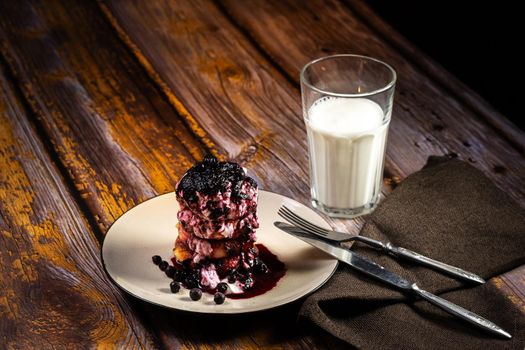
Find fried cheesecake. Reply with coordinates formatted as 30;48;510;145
173;155;261;290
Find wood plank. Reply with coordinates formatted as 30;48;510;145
218;0;525;207
0;0;207;232
0;0;339;348
0;65;155;348
99;0;312;202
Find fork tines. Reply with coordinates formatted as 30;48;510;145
278;205;329;236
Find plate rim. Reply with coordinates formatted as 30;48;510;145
100;190;339;314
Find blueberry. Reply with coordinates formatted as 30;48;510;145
152;255;162;265
228;270;241;283
255;261;269;274
182;260;192;270
170;281;180;293
217;282;228;294
243;277;254;291
238;193;251;200
159;261;169;271
203;154;217;164
214;292;225;305
173;270;186;282
190;288;202;301
165;266;175;278
185;275;199;289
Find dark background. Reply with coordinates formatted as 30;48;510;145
366;1;522;130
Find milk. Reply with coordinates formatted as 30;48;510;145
306;97;389;211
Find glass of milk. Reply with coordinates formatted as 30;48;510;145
300;54;396;218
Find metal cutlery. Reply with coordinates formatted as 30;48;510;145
274;221;511;339
278;206;485;284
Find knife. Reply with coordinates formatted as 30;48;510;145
274;221;511;339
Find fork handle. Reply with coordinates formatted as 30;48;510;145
386;244;485;284
352;235;389;249
353;236;484;284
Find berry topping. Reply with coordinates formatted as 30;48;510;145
258;263;269;274
165;266;175;278
227;270;242;284
173;270;186;282
176;155;257;204
159;261;169;271
170;281;180;293
243;277;254;291
254;258;269;274
185;275;199;289
217;282;228;294
190;288;202;301
214;292;226;305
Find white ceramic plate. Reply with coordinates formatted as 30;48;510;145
102;190;338;314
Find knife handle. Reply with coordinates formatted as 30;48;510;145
385;244;485;284
411;284;511;339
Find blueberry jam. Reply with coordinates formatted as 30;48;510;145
154;244;285;301
175;154;257;204
227;244;286;299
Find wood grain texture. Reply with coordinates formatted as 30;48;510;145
0;0;206;232
0;66;155;349
0;0;342;348
99;0;313;202
219;0;525;207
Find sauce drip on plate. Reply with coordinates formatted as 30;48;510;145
228;244;286;299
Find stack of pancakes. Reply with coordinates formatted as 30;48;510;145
173;155;259;287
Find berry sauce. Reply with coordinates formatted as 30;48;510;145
169;244;286;299
227;244;286;299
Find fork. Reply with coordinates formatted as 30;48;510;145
278;205;485;284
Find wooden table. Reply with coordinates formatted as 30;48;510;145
1;0;523;348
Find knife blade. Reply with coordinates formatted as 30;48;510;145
274;221;511;339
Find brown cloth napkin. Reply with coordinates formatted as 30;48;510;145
299;157;525;349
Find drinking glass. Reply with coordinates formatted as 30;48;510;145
300;54;396;218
